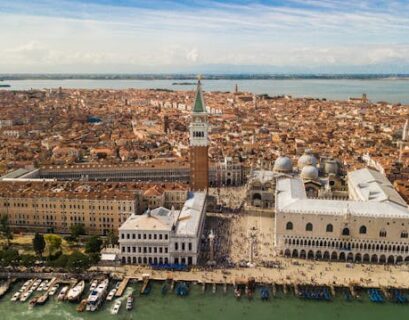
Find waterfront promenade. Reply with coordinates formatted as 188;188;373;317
93;256;409;290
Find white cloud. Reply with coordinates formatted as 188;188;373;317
1;0;409;72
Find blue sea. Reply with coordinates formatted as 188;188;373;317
2;79;409;104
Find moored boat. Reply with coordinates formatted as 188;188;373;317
89;280;98;292
106;288;116;301
111;299;122;315
67;281;85;302
49;284;59;296
86;279;109;312
57;286;69;301
126;294;134;311
36;293;49;305
11;292;21;302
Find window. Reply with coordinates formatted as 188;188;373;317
359;225;367;234
326;224;333;232
286;222;293;230
306;223;313;232
401;231;408;239
342;228;350;236
379;229;387;237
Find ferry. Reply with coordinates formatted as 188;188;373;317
106;288;117;301
86;279;109;312
67;280;85;302
111;299;122;315
126;294;134;311
57;286;69;301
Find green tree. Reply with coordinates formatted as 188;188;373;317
0;215;12;248
67;251;90;272
44;234;62;256
106;230;118;246
47;254;68;268
32;233;46;257
85;236;103;254
0;248;19;266
70;224;86;240
20;254;36;267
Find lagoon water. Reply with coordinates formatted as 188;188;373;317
0;281;408;320
2;79;409;104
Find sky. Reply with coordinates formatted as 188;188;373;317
1;0;409;73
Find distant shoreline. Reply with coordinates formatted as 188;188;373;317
1;74;409;81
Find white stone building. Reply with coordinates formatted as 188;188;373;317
119;192;207;265
275;167;409;264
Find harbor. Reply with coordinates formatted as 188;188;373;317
1;275;409;320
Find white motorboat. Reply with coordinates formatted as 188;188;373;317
111;300;122;315
11;292;21;302
57;286;69;301
37;280;48;291
89;280;98;292
20;289;33;302
126;294;134;311
31;279;41;291
49;284;59;296
106;288;116;301
86;279;109;312
67;281;85;302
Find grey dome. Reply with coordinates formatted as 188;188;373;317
298;149;318;170
301;165;319;180
273;156;293;173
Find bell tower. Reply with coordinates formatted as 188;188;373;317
190;78;209;191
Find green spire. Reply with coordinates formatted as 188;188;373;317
193;80;206;113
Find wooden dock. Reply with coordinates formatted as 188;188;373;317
115;277;129;297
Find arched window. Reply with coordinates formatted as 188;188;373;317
286;222;293;230
326;224;333;232
379;229;387;237
342;228;350;236
359;225;367;234
401;231;408;239
306;223;313;232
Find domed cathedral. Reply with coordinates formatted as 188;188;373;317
189;79;209;191
245;149;347;209
297;149;347;199
245;155;294;209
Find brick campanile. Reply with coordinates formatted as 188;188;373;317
189;79;209;191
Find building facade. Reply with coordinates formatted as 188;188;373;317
119;192;207;265
275;168;409;264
